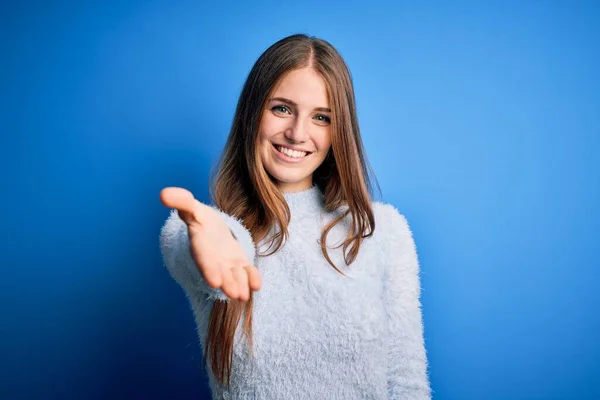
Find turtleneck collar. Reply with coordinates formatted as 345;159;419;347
282;185;324;216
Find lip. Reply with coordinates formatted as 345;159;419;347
273;143;312;153
272;143;312;164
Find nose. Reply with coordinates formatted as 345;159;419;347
284;116;309;144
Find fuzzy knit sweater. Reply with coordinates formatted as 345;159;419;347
159;186;431;399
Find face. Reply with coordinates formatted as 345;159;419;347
257;67;332;193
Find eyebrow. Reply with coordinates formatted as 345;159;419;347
269;97;331;113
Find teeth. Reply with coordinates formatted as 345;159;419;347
277;145;307;158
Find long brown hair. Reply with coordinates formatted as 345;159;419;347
205;33;378;386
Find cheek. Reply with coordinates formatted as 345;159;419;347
315;129;332;152
259;113;287;140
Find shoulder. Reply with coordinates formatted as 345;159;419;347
330;200;416;246
371;202;421;278
371;201;413;240
370;201;420;266
372;201;405;222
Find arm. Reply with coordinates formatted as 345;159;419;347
382;205;431;399
159;206;256;302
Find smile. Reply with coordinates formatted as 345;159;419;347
272;143;312;162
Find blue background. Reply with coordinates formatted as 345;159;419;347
1;1;598;399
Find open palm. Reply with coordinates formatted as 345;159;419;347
160;187;261;301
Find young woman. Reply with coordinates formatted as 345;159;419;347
159;34;431;399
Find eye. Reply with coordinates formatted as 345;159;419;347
272;105;291;115
314;114;331;124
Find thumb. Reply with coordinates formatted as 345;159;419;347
160;187;197;213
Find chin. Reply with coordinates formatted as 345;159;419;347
266;168;312;188
272;174;310;185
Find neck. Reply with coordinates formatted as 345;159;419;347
282;185;323;215
277;177;314;194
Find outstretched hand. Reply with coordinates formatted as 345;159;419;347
160;187;261;302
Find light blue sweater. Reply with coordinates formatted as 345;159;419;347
159;186;431;399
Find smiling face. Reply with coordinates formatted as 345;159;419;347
257;67;332;193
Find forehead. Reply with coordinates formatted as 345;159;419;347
270;67;329;107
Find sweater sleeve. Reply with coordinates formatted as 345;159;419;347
381;204;431;399
159;206;256;302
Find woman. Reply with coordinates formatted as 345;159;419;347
159;33;431;399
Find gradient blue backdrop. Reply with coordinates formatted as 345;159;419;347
1;1;598;399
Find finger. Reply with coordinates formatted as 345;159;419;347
245;265;262;291
220;266;239;300
160;187;197;213
232;265;250;301
198;262;223;289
